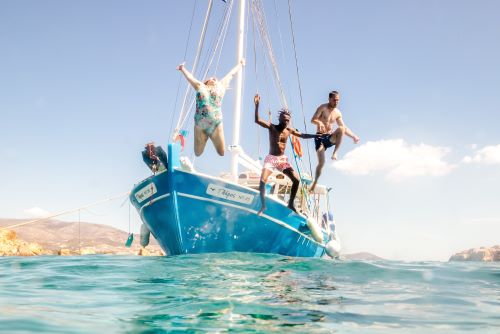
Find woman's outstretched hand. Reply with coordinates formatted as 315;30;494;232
176;62;186;71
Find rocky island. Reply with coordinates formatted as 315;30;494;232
449;245;500;262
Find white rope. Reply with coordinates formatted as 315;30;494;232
251;0;287;108
169;0;199;139
1;192;130;230
174;0;214;136
273;0;287;63
250;0;313;212
287;0;313;175
175;0;234;134
201;0;234;77
251;5;276;106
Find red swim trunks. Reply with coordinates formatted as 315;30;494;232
263;154;292;172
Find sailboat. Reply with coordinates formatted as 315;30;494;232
129;0;341;258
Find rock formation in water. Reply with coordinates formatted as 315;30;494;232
449;245;500;262
0;229;51;256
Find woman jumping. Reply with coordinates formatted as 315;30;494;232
177;59;245;156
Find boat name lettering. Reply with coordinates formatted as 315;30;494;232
206;184;254;204
135;183;157;203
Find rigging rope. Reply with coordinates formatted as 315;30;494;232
287;0;313;175
250;0;314;211
251;0;287;108
201;0;234;76
175;0;234;134
251;3;278;107
174;0;214;137
169;0;199;140
0;192;130;230
273;0;287;65
289;136;312;213
250;6;262;159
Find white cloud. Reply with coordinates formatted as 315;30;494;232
462;156;472;163
24;207;51;218
333;139;455;181
462;144;500;165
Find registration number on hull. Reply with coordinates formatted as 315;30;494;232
135;183;157;203
206;183;254;204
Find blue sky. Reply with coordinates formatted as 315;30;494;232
1;0;499;261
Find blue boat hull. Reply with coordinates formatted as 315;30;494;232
130;144;326;258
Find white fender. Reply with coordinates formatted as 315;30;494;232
325;239;341;258
306;218;323;243
325;231;342;258
140;223;151;248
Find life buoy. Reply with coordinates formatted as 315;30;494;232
291;135;303;157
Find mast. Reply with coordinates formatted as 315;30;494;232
230;0;246;182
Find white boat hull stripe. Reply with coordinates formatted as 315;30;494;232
139;193;171;215
177;192;323;247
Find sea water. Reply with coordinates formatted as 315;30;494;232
0;254;498;333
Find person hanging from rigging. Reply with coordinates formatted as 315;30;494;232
254;94;319;215
309;90;360;192
177;58;245;156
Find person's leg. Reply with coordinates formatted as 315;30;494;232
156;146;168;169
209;123;225;156
194;125;209;156
330;126;345;160
310;146;325;192
283;168;300;212
258;168;273;215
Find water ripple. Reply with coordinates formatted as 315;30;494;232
0;254;499;333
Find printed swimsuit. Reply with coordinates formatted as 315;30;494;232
263;154;293;172
314;133;335;151
195;83;225;135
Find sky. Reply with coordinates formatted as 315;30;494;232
1;0;499;261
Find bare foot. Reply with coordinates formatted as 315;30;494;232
309;183;317;192
257;206;266;216
331;153;338;160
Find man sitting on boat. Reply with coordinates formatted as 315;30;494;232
309;90;360;192
254;94;318;215
142;142;168;173
177;59;245;157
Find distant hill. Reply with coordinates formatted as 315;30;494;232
0;218;163;255
343;252;385;261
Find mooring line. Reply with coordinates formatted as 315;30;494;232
1;192;130;230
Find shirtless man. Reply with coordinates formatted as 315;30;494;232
254;94;318;215
310;91;360;192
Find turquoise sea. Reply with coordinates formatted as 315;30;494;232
0;254;499;333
